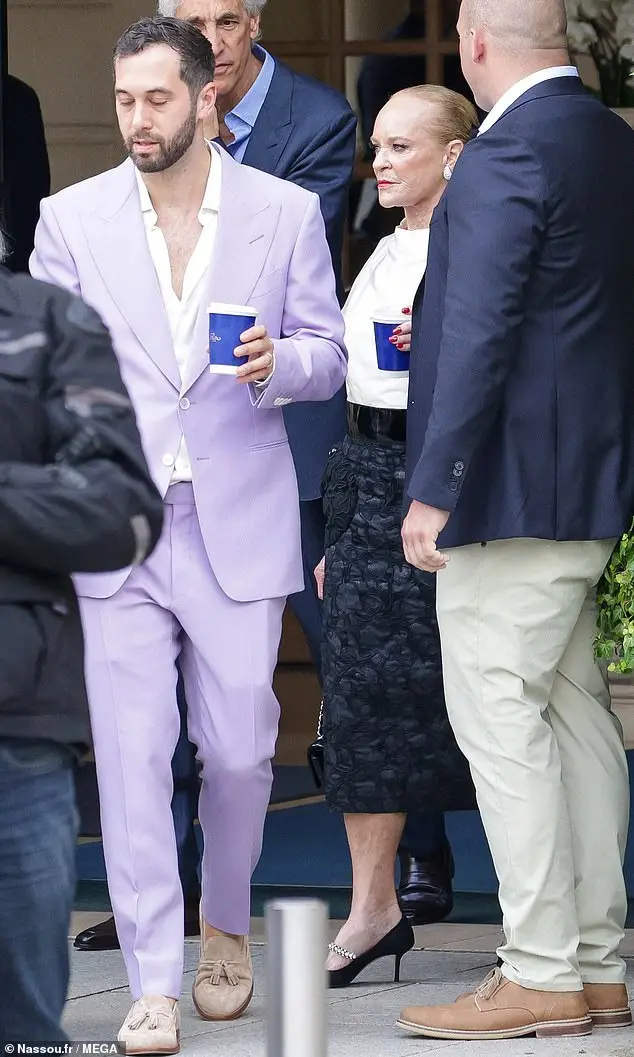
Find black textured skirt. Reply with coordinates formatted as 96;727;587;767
321;433;475;814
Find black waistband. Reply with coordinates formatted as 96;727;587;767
347;402;407;443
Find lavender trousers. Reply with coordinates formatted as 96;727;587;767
79;484;285;999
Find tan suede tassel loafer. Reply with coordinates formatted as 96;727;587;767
193;931;253;1021
397;968;593;1041
116;996;180;1055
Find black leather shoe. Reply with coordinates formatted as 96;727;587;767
74;895;201;950
74;914;119;951
397;841;454;926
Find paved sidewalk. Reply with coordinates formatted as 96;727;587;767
62;925;634;1057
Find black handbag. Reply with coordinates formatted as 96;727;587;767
306;699;324;789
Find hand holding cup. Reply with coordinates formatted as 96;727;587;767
208;302;274;383
235;324;275;385
373;306;411;372
389;306;412;353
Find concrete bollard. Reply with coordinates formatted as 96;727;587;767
266;898;328;1057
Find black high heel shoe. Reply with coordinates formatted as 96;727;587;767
327;916;415;988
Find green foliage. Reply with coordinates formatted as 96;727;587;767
595;520;634;672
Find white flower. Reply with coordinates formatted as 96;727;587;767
566;0;634;96
577;0;611;16
566;0;603;54
616;2;634;47
568;18;599;50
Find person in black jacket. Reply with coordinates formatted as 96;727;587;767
0;258;163;1044
3;76;51;273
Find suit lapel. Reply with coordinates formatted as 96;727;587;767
183;148;280;393
80;161;180;390
242;63;294;176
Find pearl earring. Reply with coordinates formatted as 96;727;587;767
443;164;453;181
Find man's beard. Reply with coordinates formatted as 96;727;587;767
126;104;197;173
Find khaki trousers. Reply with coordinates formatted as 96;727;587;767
436;538;629;991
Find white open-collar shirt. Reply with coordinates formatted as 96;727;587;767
136;146;221;483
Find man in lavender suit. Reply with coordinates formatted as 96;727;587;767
30;16;346;1054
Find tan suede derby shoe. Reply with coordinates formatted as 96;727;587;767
583;983;632;1027
397;968;592;1041
116;996;180;1055
193;932;253;1021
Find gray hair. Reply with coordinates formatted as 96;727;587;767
157;0;267;15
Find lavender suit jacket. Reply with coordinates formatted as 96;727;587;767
30;146;347;603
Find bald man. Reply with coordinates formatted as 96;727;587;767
399;0;634;1042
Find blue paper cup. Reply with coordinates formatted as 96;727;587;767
373;316;409;372
208;302;257;375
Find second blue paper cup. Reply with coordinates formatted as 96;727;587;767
208;302;257;375
373;316;409;372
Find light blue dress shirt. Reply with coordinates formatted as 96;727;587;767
223;45;276;161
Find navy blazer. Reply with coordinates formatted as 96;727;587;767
406;77;634;546
243;61;357;500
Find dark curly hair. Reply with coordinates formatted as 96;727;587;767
113;16;215;98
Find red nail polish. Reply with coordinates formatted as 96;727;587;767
402;307;411;315
394;327;402;335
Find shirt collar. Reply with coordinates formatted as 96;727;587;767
135;143;221;227
225;44;275;133
478;66;579;135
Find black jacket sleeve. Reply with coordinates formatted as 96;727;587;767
0;284;164;575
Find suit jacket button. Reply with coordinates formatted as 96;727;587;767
449;480;459;492
454;460;464;472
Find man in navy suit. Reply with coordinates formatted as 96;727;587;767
165;0;355;665
398;0;634;1042
75;0;355;952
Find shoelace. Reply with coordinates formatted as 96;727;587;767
474;968;504;1009
202;959;241;987
127;1005;173;1032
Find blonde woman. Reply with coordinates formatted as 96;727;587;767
316;86;478;986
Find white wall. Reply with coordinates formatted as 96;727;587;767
8;0;140;189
